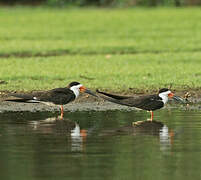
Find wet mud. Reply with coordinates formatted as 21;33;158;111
0;92;200;112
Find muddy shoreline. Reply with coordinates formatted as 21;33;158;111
0;93;200;112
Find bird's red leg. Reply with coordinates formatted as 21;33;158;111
60;105;64;120
150;111;153;121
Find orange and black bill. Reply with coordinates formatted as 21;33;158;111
85;89;99;97
172;95;186;103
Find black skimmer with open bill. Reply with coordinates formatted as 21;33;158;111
5;81;97;119
96;88;185;121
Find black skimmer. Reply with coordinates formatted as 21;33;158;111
96;88;185;121
5;81;97;119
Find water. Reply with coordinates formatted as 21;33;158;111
0;109;200;180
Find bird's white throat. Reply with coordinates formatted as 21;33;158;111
70;84;83;98
159;90;171;104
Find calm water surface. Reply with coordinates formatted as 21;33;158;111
0;109;200;180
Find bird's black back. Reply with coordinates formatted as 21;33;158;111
123;94;164;111
37;88;76;105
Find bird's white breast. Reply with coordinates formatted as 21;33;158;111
70;84;82;98
159;90;171;104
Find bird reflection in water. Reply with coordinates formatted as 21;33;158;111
99;120;175;154
29;116;88;152
133;120;175;153
70;123;87;152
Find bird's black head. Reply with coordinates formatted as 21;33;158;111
67;81;98;98
159;88;169;94
68;81;81;88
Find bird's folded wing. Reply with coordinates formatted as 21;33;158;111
96;90;161;109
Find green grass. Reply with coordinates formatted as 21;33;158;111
0;7;201;92
0;53;201;92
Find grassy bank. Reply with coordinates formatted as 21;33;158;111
1;53;201;92
0;7;201;93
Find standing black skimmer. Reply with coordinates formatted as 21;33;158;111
5;82;97;119
96;88;184;121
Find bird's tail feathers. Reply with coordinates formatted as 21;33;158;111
96;89;129;100
96;92;133;107
4;93;39;103
9;93;34;99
